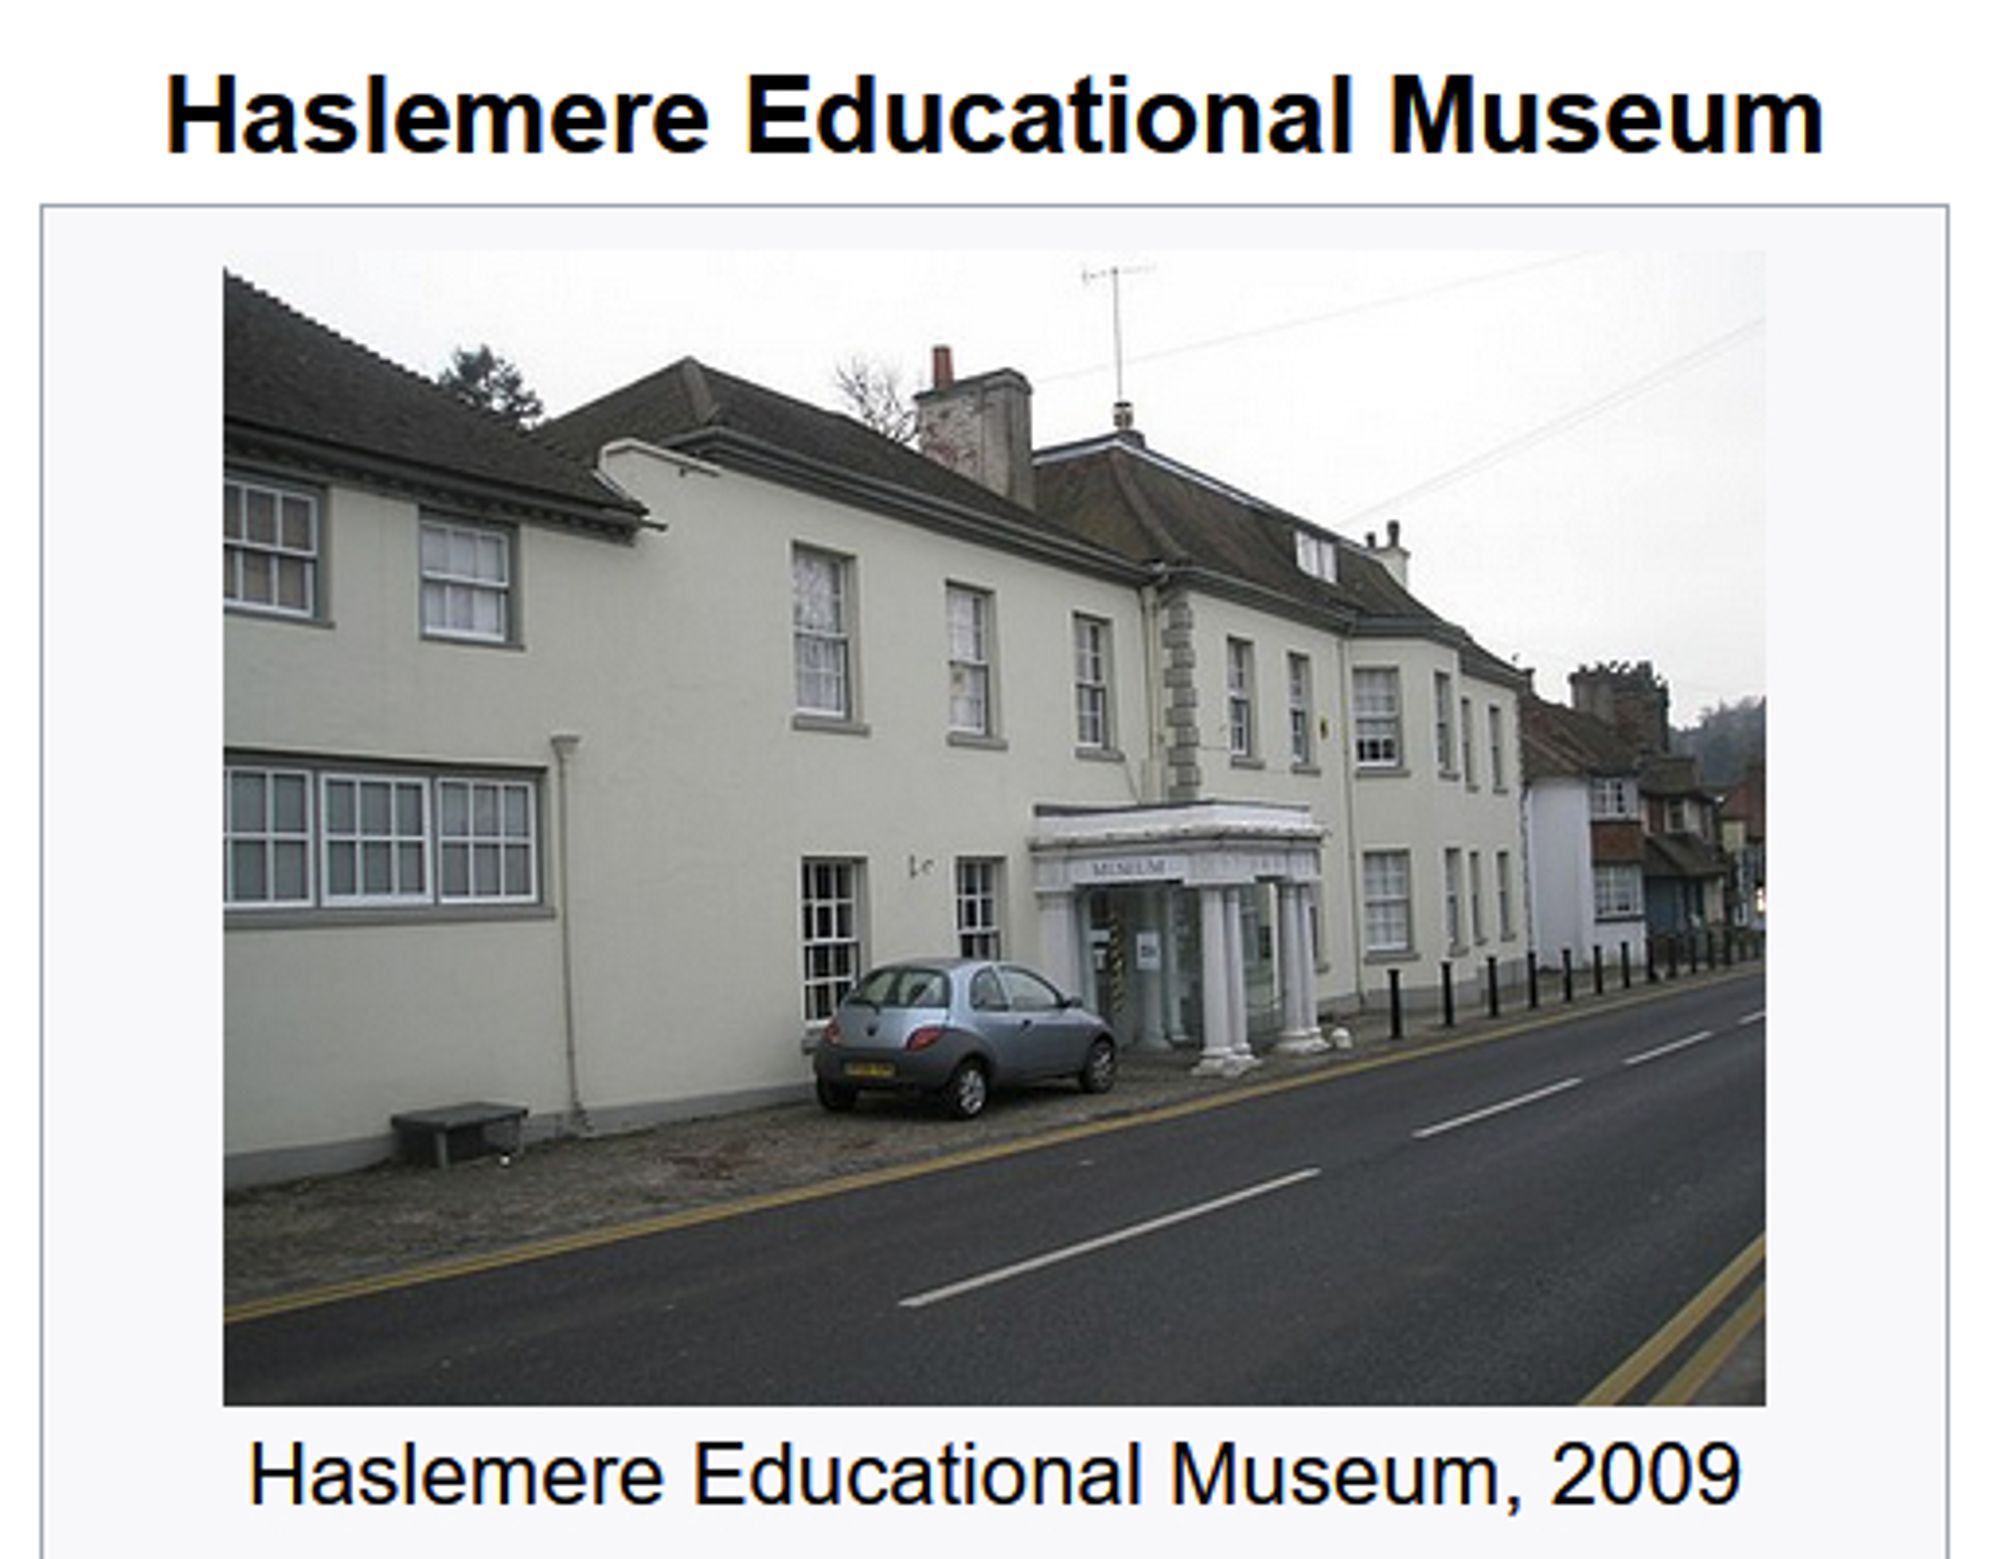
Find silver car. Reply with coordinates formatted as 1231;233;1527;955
812;958;1117;1119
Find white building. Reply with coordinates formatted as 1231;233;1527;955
224;279;1532;1185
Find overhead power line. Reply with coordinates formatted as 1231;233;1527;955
1336;315;1766;530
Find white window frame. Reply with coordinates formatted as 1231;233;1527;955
1497;850;1515;938
224;475;320;619
1460;695;1475;786
1362;850;1412;954
224;765;315;907
223;758;541;913
420;517;513;644
1354;667;1402;768
1488;703;1506;790
320;772;432;906
1073;614;1113;751
801;858;865;1023
955;857;1003;959
1590;777;1637;819
1226;637;1256;759
947;584;995;736
1294;529;1338;583
793;545;853;719
1444;847;1464;949
1434;671;1456;774
436;777;539;903
1469;849;1485;942
1595;862;1645;920
1287;652;1314;767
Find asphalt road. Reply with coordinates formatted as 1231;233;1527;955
226;973;1764;1405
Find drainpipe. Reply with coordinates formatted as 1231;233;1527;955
1139;564;1168;803
550;732;588;1134
1333;633;1367;1005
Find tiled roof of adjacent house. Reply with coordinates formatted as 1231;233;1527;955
1644;833;1731;880
544;357;1134;572
1639;753;1712;798
224;275;647;533
1519;693;1643;782
1033;432;1526;684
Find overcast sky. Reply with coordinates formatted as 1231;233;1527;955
232;241;1763;719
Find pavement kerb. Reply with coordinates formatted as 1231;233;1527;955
227;962;1764;1327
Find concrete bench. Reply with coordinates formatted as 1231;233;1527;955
389;1102;528;1169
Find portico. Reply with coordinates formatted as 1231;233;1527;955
1029;801;1331;1077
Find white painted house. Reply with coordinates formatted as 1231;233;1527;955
224;279;1532;1185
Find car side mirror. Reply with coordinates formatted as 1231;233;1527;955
1061;994;1082;1008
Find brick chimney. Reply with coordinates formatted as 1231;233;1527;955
914;346;1035;510
1569;659;1672;755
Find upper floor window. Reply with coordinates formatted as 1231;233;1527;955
224;476;319;619
1434;672;1456;773
1460;695;1475;785
1226;638;1256;759
1488;703;1507;790
793;545;853;719
1590;777;1637;819
1294;528;1338;583
1287;652;1314;767
1354;668;1401;768
1073;614;1113;751
947;584;995;736
421;519;512;643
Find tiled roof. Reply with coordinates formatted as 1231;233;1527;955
1645;834;1731;880
1519;694;1642;781
224;275;646;532
544;357;1126;566
1033;433;1525;683
1639;753;1712;798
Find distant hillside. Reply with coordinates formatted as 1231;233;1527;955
1675;697;1766;789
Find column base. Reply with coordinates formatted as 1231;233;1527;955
1274;1029;1331;1055
1191;1051;1261;1078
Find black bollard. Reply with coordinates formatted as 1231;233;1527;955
1562;947;1574;1003
1441;963;1455;1028
1389;966;1403;1040
1486;955;1501;1018
1527;952;1540;1009
1592;944;1604;996
1620;941;1632;990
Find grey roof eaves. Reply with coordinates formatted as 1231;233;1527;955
225;417;655;539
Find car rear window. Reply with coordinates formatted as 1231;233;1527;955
852;966;950;1009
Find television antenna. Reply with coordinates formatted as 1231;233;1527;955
1082;262;1155;418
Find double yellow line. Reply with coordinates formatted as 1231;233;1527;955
1580;1232;1766;1405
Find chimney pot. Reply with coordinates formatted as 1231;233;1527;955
931;345;954;390
1387;518;1401;546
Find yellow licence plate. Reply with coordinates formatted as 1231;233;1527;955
844;1061;896;1079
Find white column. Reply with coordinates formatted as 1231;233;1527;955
1132;889;1169;1051
1224;885;1257;1065
1162;887;1190;1046
1193;885;1250;1077
1276;881;1330;1054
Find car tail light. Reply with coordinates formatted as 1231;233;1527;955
905;1026;945;1052
822;1018;842;1047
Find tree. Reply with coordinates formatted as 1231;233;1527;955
1674;696;1766;789
831;355;917;444
436;343;545;427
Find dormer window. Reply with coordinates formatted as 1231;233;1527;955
1294;529;1338;584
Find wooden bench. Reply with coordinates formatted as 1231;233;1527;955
389;1102;529;1169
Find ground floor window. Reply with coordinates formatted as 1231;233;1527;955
802;858;864;1022
1497;850;1515;937
1595;862;1645;920
225;758;538;911
1363;850;1412;954
955;857;1002;959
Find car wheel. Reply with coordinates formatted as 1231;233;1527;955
943;1060;989;1120
1078;1035;1117;1094
816;1077;858;1112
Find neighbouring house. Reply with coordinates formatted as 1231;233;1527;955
1518;692;1649;970
224;279;1534;1185
1566;661;1730;935
1721;759;1767;930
